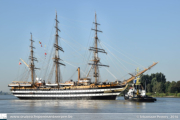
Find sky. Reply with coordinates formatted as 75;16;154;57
0;0;180;92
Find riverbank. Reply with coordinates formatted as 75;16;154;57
146;93;180;98
119;92;180;98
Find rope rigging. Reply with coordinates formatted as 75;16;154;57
102;38;145;68
63;61;87;76
16;13;155;84
100;41;131;73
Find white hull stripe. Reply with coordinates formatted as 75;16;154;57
14;93;120;97
12;88;123;93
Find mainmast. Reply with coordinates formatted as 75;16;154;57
54;12;65;86
29;33;38;85
89;12;109;84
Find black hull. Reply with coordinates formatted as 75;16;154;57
17;95;117;100
125;97;156;102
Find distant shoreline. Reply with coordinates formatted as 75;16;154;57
0;93;11;95
119;92;180;98
152;96;180;98
146;93;180;98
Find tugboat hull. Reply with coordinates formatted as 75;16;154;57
130;97;156;102
124;96;156;102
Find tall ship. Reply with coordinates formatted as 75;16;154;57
8;13;158;100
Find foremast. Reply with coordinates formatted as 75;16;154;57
54;12;65;87
89;13;109;84
29;33;38;85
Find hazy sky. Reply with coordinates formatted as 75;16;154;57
0;0;180;92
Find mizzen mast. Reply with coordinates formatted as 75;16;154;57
29;33;38;85
89;12;109;84
53;12;65;86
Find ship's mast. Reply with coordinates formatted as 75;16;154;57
89;12;109;84
29;33;38;85
54;12;65;87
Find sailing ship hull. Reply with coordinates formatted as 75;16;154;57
11;86;127;100
16;96;117;100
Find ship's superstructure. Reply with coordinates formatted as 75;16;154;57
8;12;158;100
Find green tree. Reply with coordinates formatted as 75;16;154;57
156;82;164;93
168;81;177;93
175;81;180;92
165;81;171;93
140;73;166;93
146;84;152;92
151;78;157;93
140;74;150;88
155;72;166;83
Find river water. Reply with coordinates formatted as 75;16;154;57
0;95;180;113
0;95;180;120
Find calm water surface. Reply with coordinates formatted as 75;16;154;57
0;95;180;113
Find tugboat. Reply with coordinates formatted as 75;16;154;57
124;70;156;102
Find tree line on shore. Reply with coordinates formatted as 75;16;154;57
140;73;180;93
